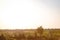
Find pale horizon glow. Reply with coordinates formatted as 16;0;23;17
0;0;60;29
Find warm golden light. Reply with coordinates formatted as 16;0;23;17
0;0;60;29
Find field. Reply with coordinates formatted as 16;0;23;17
0;27;60;40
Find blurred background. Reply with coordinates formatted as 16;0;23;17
0;0;60;29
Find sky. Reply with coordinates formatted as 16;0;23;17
0;0;60;29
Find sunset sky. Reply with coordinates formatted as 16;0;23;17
0;0;60;29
